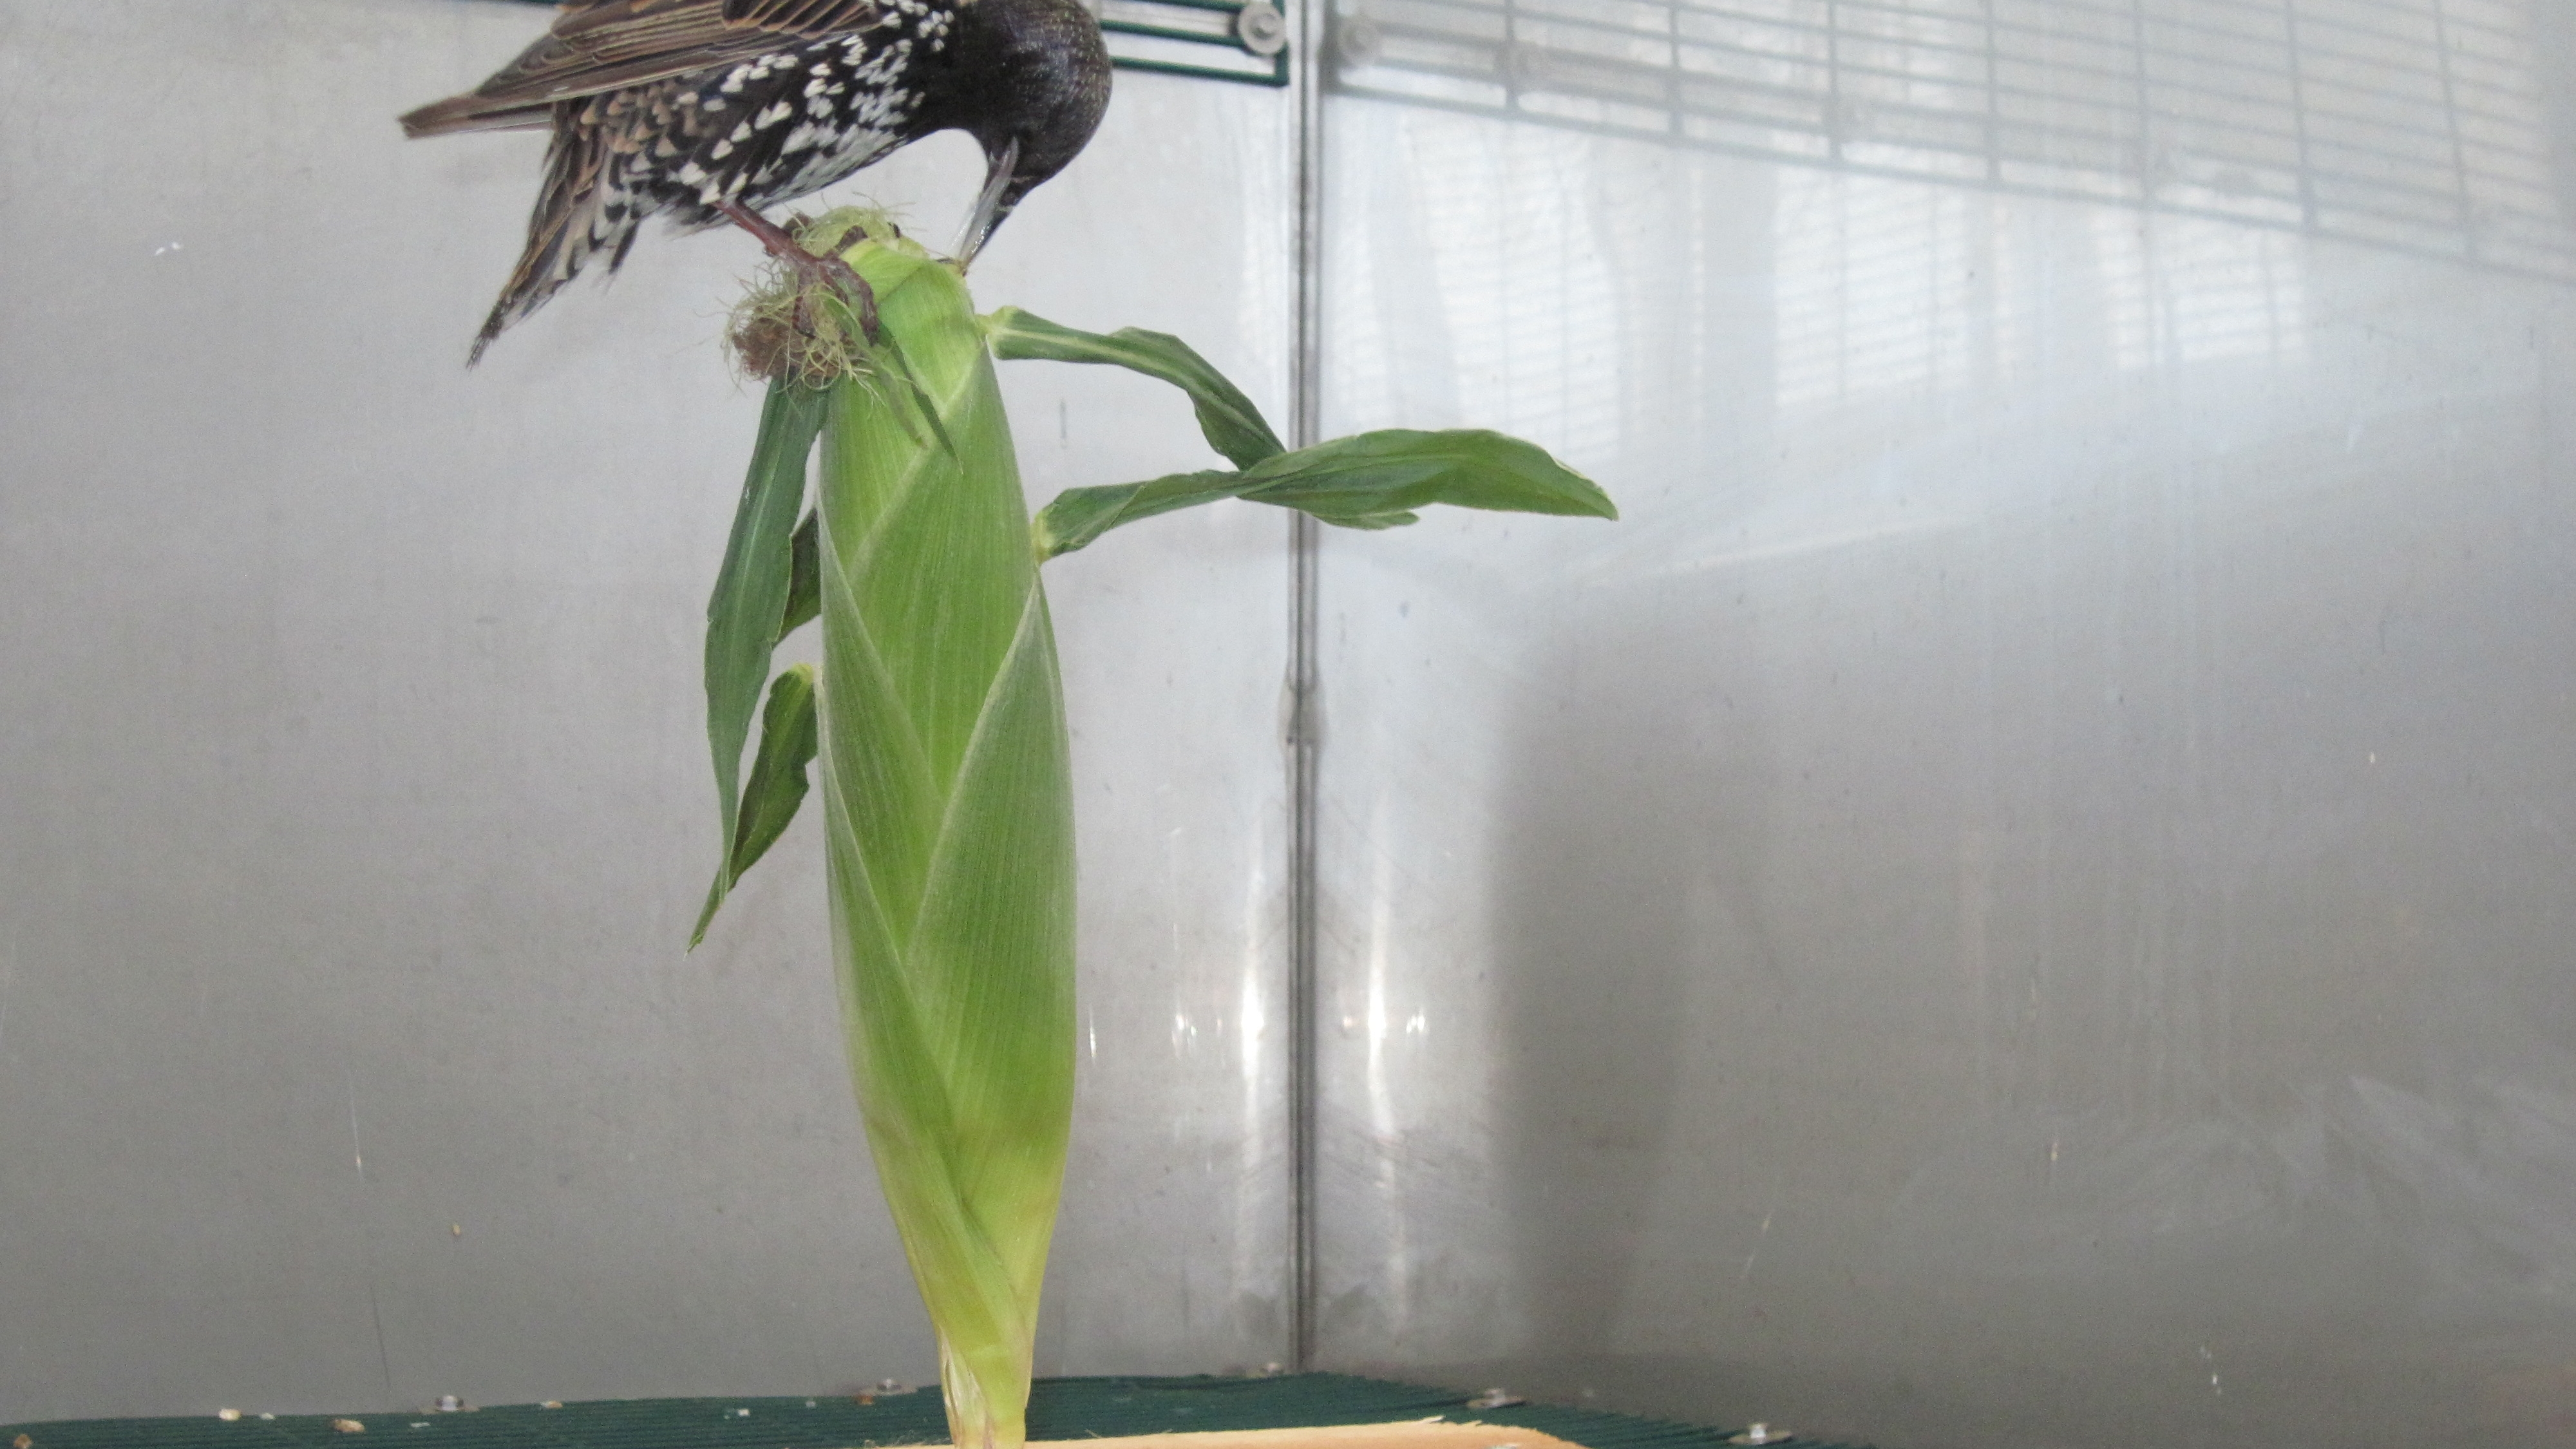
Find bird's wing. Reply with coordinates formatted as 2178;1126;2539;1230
401;0;884;137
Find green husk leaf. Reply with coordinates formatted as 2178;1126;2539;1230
782;509;821;639
699;379;828;940
817;238;1073;1449
1032;427;1615;558
689;664;820;947
982;307;1285;468
875;323;961;460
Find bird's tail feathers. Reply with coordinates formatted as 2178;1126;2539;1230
470;117;650;364
401;93;553;138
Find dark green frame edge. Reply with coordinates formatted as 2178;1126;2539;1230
2;1372;1869;1448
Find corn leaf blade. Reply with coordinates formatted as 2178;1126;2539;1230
1031;428;1614;557
699;380;827;939
782;509;822;638
689;665;820;947
1240;428;1615;522
982;307;1285;468
1032;470;1245;559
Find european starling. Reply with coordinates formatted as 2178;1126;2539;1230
401;0;1112;359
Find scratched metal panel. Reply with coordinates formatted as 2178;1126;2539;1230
1309;1;2576;1443
0;0;1294;1420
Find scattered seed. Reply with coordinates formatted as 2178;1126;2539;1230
540;1402;564;1410
332;1419;366;1434
217;1409;242;1421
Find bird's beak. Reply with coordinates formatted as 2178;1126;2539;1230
955;135;1023;269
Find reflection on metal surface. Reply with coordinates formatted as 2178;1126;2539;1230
0;2;1300;1414
1334;0;2576;279
1314;3;2576;1438
1771;176;2307;410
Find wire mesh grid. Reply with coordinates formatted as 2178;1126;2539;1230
1331;0;2576;281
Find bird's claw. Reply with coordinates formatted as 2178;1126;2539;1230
784;251;880;342
717;198;881;343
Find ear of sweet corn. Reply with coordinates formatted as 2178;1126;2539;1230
692;229;1613;1449
815;237;1074;1449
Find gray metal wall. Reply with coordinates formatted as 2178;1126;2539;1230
12;0;2576;1444
0;0;1294;1420
1309;1;2576;1446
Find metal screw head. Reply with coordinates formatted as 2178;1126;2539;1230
1235;1;1289;57
1335;14;1382;67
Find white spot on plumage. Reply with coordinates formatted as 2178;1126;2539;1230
755;100;794;128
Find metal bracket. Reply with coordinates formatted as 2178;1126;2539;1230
1094;0;1290;87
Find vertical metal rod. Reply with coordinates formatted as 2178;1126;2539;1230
1285;0;1329;1378
2282;0;2318;234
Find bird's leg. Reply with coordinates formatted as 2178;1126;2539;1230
715;198;880;341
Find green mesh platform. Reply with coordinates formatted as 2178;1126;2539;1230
3;1373;1858;1449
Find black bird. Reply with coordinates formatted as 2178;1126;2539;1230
402;0;1112;359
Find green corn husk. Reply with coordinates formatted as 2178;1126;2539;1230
812;236;1073;1449
692;215;1611;1449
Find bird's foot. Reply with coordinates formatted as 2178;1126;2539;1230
717;200;880;341
790;250;878;341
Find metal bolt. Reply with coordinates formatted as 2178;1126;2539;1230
1235;2;1289;57
1335;14;1382;67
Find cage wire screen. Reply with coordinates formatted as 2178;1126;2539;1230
1330;0;2576;282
